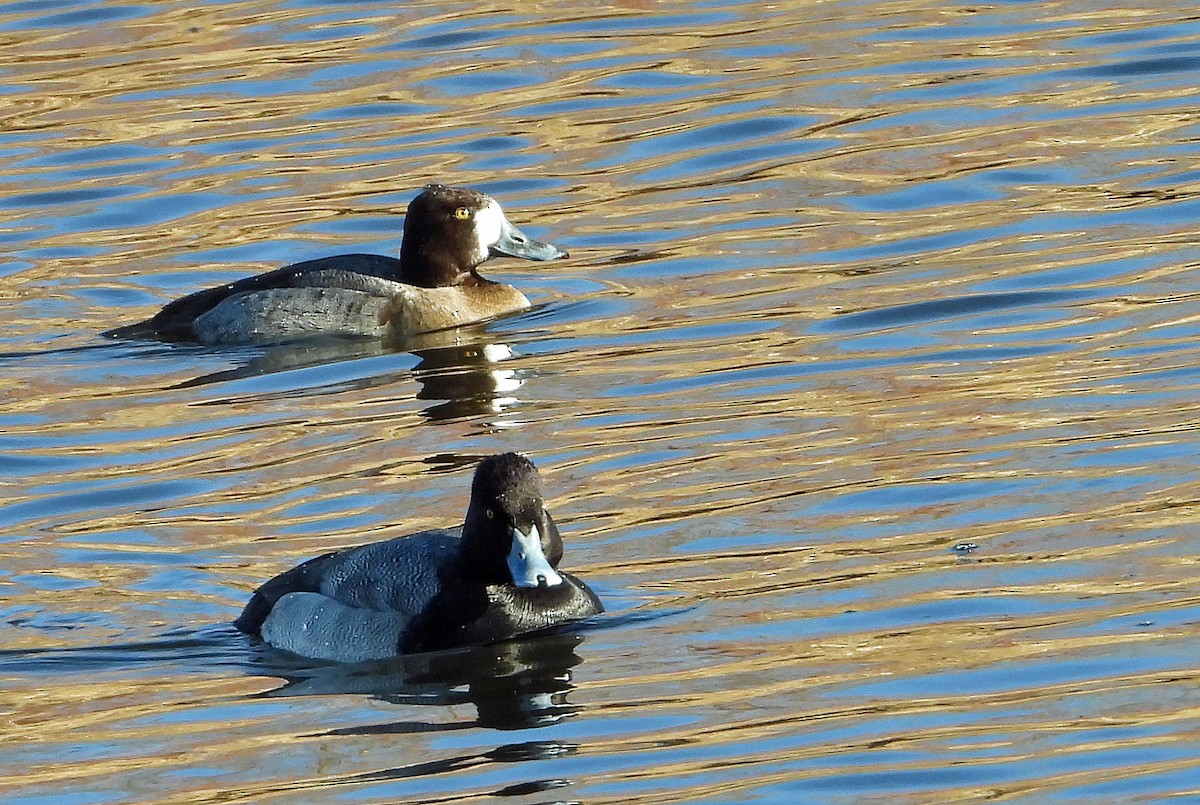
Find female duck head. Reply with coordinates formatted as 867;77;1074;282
399;185;568;289
463;452;564;588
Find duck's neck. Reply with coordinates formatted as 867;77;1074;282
457;508;512;585
399;242;473;288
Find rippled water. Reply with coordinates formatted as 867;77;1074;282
3;1;1200;802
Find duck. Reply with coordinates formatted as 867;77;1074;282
233;453;603;661
105;185;568;344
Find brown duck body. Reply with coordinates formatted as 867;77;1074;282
380;277;530;336
180;270;531;344
105;185;565;345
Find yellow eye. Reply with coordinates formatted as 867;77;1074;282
454;207;471;220
484;508;495;520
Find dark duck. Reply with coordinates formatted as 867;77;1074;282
234;453;603;661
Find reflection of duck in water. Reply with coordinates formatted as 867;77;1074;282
265;632;590;731
168;333;527;422
413;341;524;422
235;453;603;661
106;184;567;344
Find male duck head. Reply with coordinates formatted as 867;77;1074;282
461;452;564;589
399;185;568;289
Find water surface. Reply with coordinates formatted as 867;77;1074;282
2;1;1200;802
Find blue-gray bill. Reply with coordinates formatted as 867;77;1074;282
491;218;568;261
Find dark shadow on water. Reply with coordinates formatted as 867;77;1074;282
0;341;118;361
98;320;531;423
179;337;528;424
0;623;601;731
0;604;689;796
271;738;579;798
0;602;686;726
263;631;590;732
167;336;396;389
0;624;245;675
1;306;568;424
0;625;593;795
1068;56;1200;78
814;289;1093;333
246;628;616;796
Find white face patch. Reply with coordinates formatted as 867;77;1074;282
473;199;506;263
507;524;564;588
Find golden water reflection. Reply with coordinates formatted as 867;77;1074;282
2;0;1200;802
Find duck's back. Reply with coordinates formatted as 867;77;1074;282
109;254;407;342
192;279;396;343
234;528;462;662
308;528;460;611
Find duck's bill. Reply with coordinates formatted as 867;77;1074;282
508;524;564;588
491;219;568;261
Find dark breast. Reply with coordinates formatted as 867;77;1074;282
402;571;603;653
